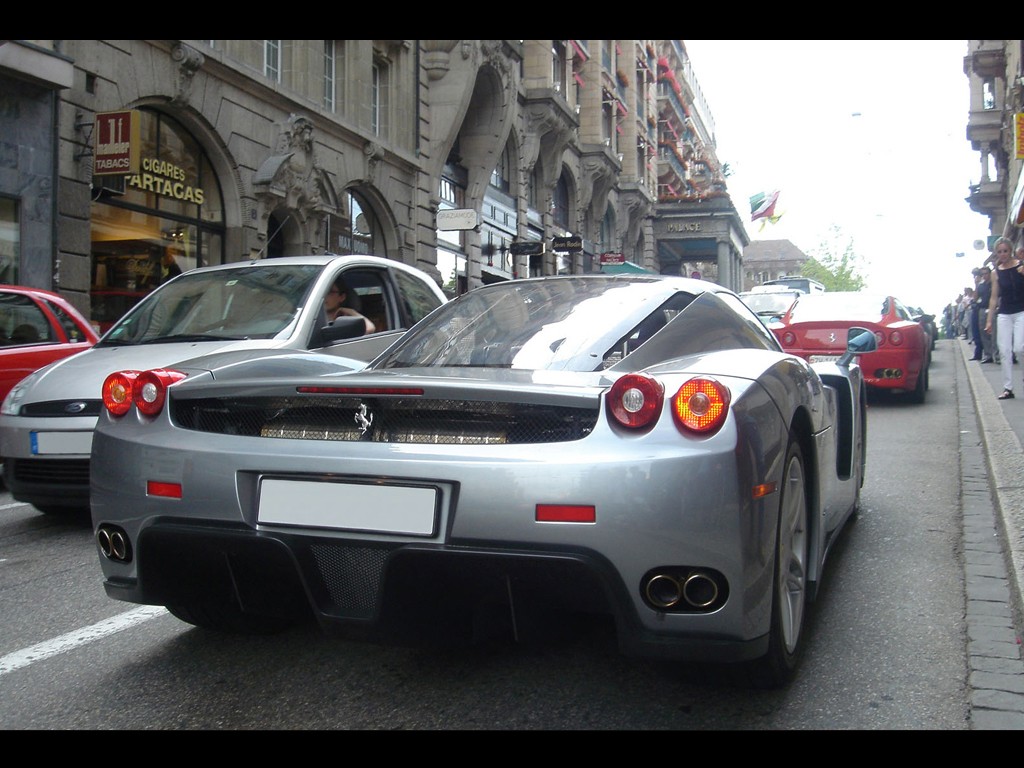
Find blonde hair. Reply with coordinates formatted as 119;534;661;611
994;236;1015;251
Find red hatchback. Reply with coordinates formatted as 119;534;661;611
0;285;99;402
774;291;930;403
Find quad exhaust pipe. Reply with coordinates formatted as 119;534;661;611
643;569;724;611
96;524;132;562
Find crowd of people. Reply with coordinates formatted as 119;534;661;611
944;237;1024;399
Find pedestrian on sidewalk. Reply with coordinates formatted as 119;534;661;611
985;236;1024;399
975;265;995;363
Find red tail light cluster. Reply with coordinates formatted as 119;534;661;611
102;369;188;417
607;374;729;435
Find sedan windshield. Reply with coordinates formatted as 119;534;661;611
100;264;321;345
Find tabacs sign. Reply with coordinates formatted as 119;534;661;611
93;110;141;176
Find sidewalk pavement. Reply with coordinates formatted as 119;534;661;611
955;336;1024;728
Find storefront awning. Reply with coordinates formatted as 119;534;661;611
602;261;656;275
1011;170;1024;227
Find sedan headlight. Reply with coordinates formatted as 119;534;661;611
1;371;40;415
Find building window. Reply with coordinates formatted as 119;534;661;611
0;196;19;285
552;172;570;231
983;77;996;110
264;40;281;82
602;100;615;149
552;41;566;94
323;40;336;112
490;142;512;193
372;57;389;137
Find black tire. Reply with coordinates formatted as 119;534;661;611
166;602;295;635
908;363;928;404
744;436;809;689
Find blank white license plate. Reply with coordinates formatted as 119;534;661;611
31;431;94;455
257;478;439;536
810;355;841;363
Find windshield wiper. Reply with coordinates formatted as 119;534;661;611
139;334;247;344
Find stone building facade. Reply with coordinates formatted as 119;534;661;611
0;40;749;328
964;40;1024;241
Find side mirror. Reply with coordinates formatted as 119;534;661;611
837;327;877;367
313;315;366;347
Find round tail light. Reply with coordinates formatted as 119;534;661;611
133;369;188;416
607;373;664;429
102;371;140;416
672;377;730;434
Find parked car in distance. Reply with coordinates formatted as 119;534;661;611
0;284;99;403
738;287;803;326
0;255;447;515
773;291;930;403
90;274;876;688
907;306;938;352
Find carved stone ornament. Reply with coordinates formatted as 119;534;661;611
170;42;204;106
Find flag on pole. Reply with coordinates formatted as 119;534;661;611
750;190;780;222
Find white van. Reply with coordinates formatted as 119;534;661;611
762;276;825;294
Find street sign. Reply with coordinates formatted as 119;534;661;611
551;236;583;252
509;241;544;256
436;208;478;231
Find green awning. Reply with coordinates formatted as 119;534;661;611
601;261;656;274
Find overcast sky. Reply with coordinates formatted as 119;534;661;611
683;39;992;314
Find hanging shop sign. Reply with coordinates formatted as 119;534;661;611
509;241;544;256
93;110;141;176
599;252;625;265
436;208;478;231
551;236;583;252
1016;113;1024;160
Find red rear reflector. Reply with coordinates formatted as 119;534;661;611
147;481;182;499
536;504;596;523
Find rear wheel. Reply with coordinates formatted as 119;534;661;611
744;436;809;688
909;363;928;404
166;602;295;635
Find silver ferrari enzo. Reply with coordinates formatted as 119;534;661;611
90;275;875;688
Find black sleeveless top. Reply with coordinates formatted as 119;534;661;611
996;263;1024;315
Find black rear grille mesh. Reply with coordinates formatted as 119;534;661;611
310;543;392;617
171;396;598;445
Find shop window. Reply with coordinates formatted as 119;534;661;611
90;109;224;332
0;196;18;285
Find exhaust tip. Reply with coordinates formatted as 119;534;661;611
96;525;132;562
682;572;719;608
642;567;727;612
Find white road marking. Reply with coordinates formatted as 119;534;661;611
0;605;167;676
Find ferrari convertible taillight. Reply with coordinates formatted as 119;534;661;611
102;370;140;416
607;373;664;429
671;377;730;434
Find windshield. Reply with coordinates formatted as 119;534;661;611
100;263;321;345
740;292;799;316
788;293;888;323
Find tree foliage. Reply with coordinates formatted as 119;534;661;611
802;225;867;292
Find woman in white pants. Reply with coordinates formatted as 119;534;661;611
985;237;1024;399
